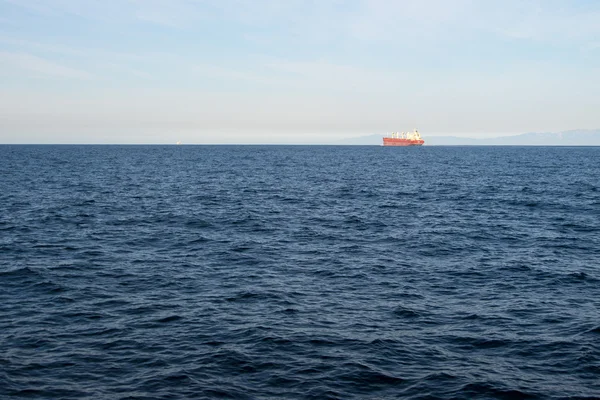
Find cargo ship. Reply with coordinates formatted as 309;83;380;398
383;129;424;146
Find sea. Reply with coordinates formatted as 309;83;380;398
1;145;599;399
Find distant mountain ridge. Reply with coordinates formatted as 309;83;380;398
335;129;600;146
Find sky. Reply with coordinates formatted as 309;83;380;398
1;0;599;144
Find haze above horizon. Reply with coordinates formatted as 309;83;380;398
1;0;599;144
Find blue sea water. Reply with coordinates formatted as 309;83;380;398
1;145;599;399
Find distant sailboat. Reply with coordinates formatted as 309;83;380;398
176;141;182;145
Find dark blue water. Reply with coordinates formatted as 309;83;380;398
1;145;599;399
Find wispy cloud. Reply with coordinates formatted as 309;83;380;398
190;62;287;86
5;0;599;47
0;15;15;25
479;2;600;43
262;58;397;92
1;0;59;16
0;37;159;81
0;51;94;79
0;36;150;62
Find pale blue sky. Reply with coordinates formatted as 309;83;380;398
1;0;599;143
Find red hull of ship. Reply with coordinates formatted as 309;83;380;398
382;138;424;146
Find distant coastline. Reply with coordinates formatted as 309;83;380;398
2;129;600;145
336;129;600;146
